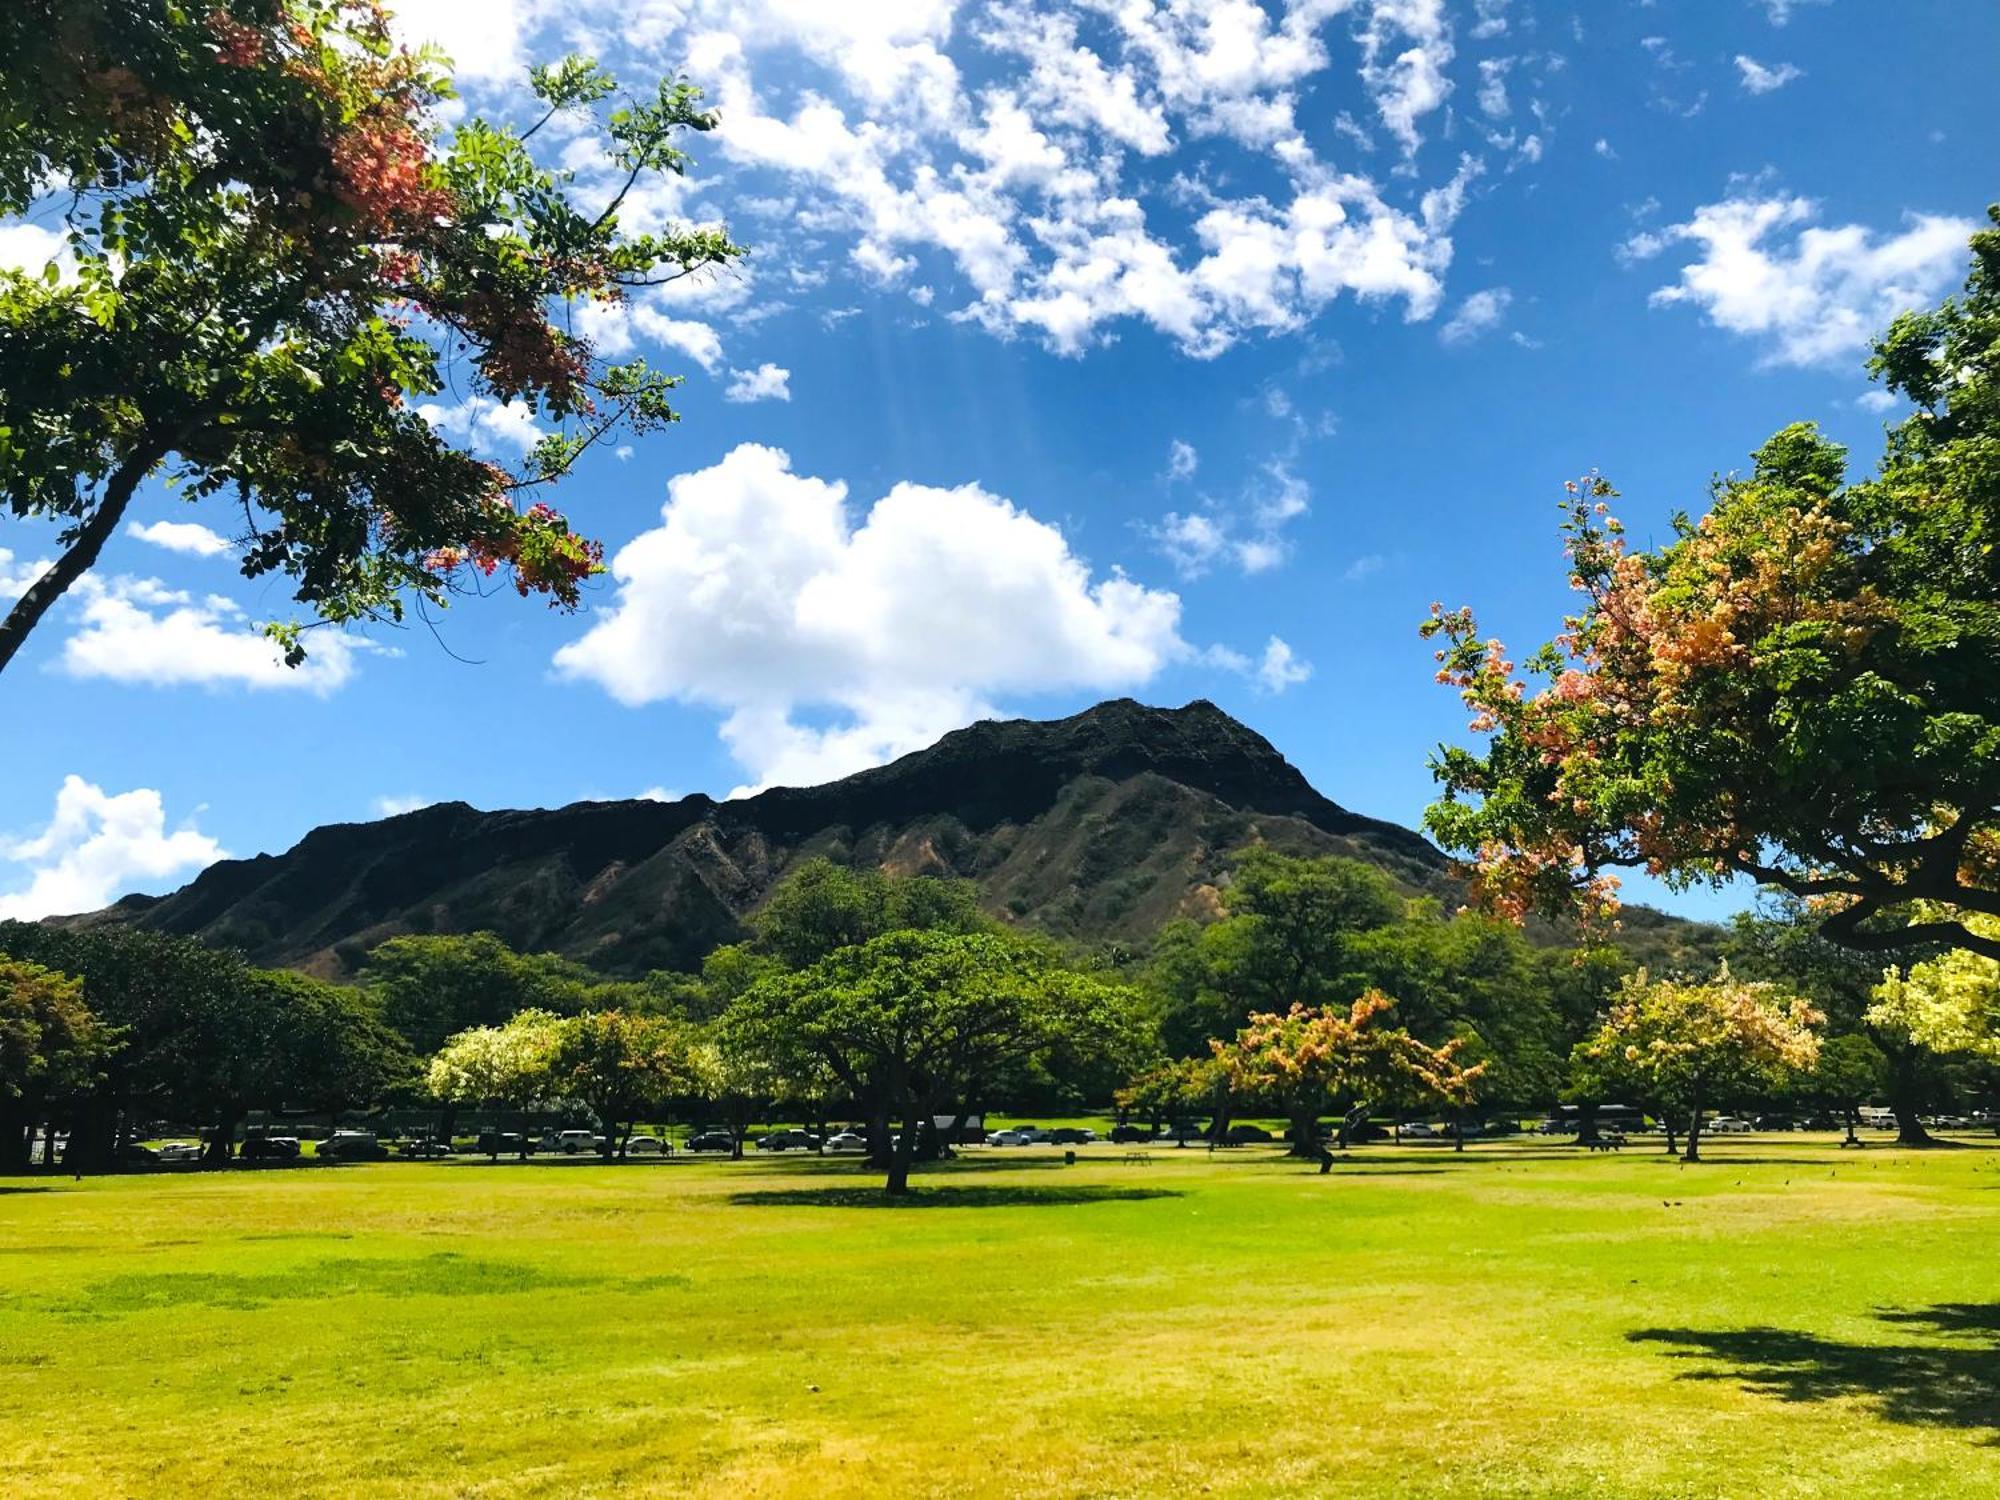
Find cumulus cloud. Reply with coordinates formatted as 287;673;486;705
416;395;546;455
1256;636;1312;693
1;547;49;605
1855;388;1899;413
61;575;373;694
554;443;1194;790
724;362;793;402
1735;55;1803;94
1167;438;1198;480
0;220;69;274
1439;286;1512;344
0;776;223;920
1633;195;1974;367
128;520;233;558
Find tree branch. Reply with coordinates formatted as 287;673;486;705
0;440;169;679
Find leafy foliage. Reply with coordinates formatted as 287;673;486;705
1423;211;2000;959
0;0;740;674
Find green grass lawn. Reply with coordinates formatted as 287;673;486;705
3;1137;1997;1498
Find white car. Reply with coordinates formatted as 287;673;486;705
823;1131;869;1154
987;1128;1036;1147
1400;1122;1436;1140
624;1134;666;1157
554;1129;602;1154
1706;1117;1753;1134
155;1141;202;1163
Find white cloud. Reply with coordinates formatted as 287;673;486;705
636;786;680;803
576;297;727;372
1256;636;1312;693
60;575;372;694
1855;389;1899;413
724;362;793;402
1151;459;1310;578
386;0;537;85
416;395;546;455
0;220;69;274
1639;195;1974;367
1167;438;1198;480
0;776;223;920
372;795;434;818
1757;0;1830;24
1735;55;1803;94
127;520;233;558
1594;137;1617;159
1;547;49;606
1439;286;1512;344
1343;553;1385;581
554;442;1192;790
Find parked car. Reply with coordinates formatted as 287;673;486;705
401;1139;456;1158
1159;1123;1207;1143
1048;1127;1096;1145
624;1134;667;1157
685;1130;736;1153
120;1141;161;1165
551;1129;602;1154
756;1129;818;1152
1108;1124;1156;1143
475;1131;535;1156
155;1140;202;1163
318;1131;389;1162
986;1128;1036;1147
1401;1121;1436;1140
1706;1117;1753;1134
823;1131;869;1154
1224;1123;1272;1143
240;1135;301;1161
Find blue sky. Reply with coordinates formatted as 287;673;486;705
1;0;1994;926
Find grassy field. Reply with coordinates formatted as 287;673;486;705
2;1137;1997;1499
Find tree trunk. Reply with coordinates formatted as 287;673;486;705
0;443;167;677
1843;1104;1861;1147
1453;1108;1466;1152
1661;1111;1677;1156
1889;1097;1933;1147
885;1105;921;1196
867;1099;894;1169
204;1107;241;1167
1575;1101;1600;1146
1287;1105;1321;1157
1683;1085;1704;1163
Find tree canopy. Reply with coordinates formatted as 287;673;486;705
1422;210;2000;961
0;0;739;675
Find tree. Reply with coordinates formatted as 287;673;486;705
360;932;634;1053
1728;896;1950;1145
426;1010;563;1160
1421;211;2000;960
749;859;988;971
1216;993;1465;1157
0;956;115;1170
1148;852;1402;1054
727;930;1134;1194
1810;1033;1889;1147
548;1011;697;1160
0;1;739;677
1116;1055;1220;1142
1578;968;1821;1161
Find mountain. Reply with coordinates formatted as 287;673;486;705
73;699;1471;977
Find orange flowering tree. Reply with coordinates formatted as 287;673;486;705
0;0;740;675
1217;992;1483;1156
1422;210;2000;961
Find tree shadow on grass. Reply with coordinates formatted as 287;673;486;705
1629;1305;2000;1437
727;1185;1184;1209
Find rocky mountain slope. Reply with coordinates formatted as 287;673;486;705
71;698;1584;977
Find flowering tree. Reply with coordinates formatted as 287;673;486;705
1217;992;1478;1156
1421;211;2000;960
426;1008;563;1159
1578;968;1821;1161
0;0;739;676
